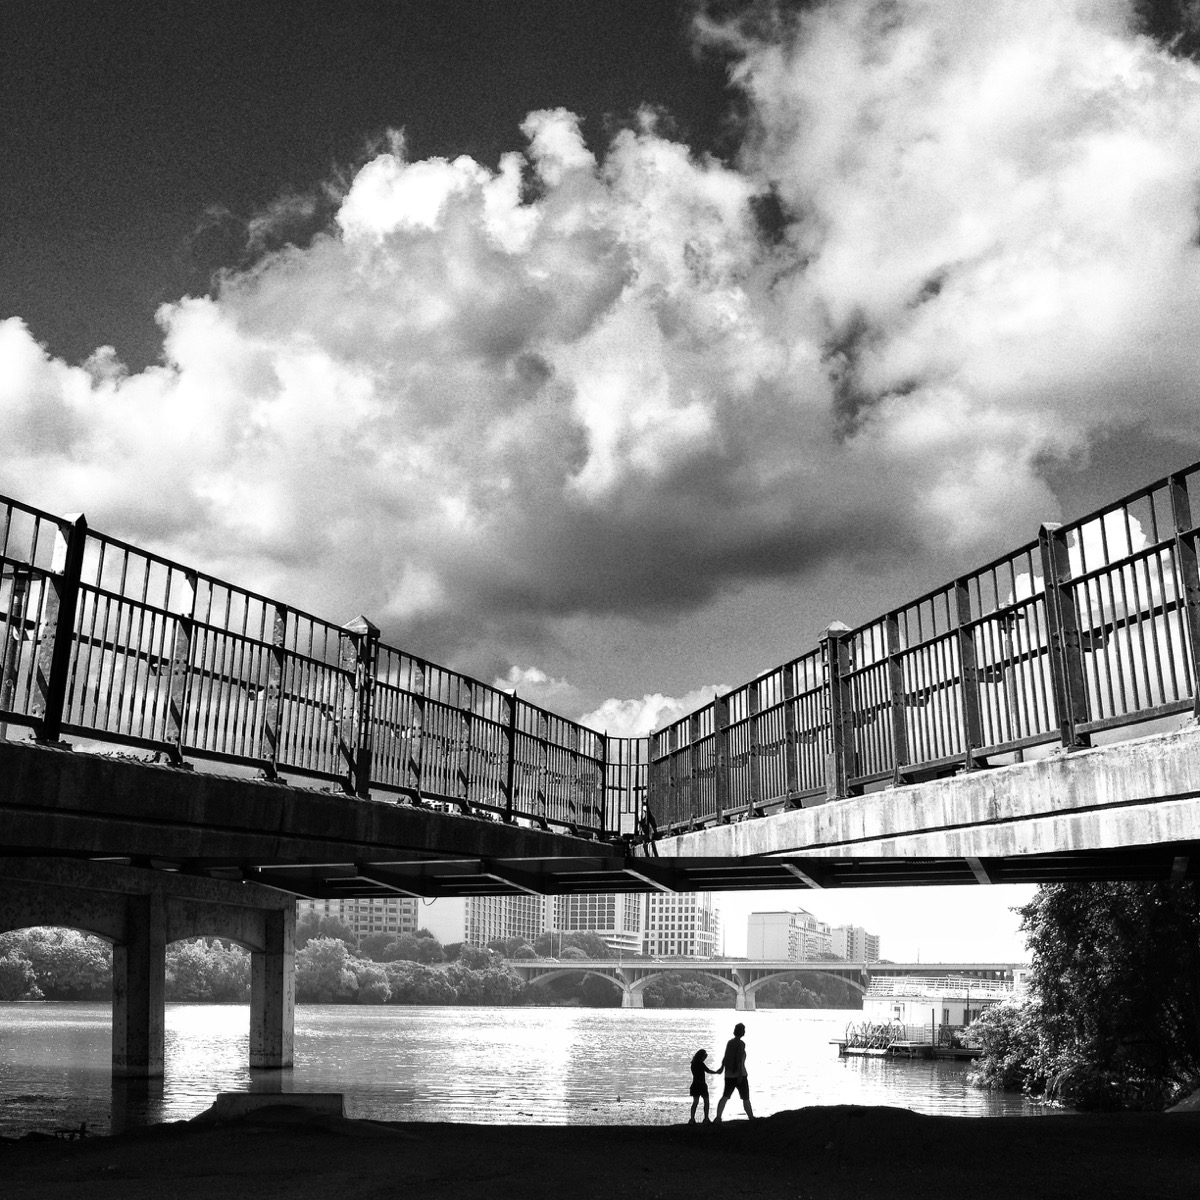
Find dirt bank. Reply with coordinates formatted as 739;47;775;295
4;1105;1199;1200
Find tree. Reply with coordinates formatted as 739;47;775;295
165;938;251;1002
457;943;493;970
380;932;443;962
295;911;359;951
0;928;111;999
0;951;41;1001
973;882;1200;1110
358;932;397;962
296;936;359;1002
352;960;392;1004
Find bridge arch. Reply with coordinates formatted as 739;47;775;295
741;969;867;1000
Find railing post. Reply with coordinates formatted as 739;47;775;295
747;683;763;815
164;570;197;762
0;567;31;738
885;614;910;785
535;709;551;828
713;694;731;823
503;692;518;822
1038;523;1091;750
595;728;609;834
688;711;704;823
1169;473;1200;718
338;615;379;797
260;604;288;778
953;580;984;768
457;682;474;813
781;663;800;806
32;512;87;744
409;660;427;803
821;621;855;800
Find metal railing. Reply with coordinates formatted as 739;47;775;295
0;500;647;838
4;457;1200;844
648;462;1200;834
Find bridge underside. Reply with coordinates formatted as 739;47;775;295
2;735;1198;897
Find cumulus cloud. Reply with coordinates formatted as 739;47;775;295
579;685;728;737
5;1;1200;696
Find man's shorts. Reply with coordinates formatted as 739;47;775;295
720;1076;750;1101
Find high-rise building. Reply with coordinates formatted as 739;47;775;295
830;924;881;963
551;893;644;954
747;909;833;959
643;892;720;957
297;897;418;938
465;894;549;946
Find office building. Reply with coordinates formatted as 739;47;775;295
644;892;720;957
831;924;882;963
747;909;833;960
550;893;644;954
297;896;418;938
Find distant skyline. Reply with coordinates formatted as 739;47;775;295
7;2;1200;950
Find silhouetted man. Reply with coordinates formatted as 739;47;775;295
714;1021;755;1121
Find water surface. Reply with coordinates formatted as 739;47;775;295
0;1002;1053;1136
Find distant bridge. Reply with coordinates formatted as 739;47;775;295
503;958;1025;1010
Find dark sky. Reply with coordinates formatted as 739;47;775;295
1;0;732;371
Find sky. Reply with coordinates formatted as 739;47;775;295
7;0;1200;962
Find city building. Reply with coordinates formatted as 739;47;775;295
465;894;549;946
747;909;833;960
643;892;721;957
831;924;881;963
550;893;644;955
297;896;418;939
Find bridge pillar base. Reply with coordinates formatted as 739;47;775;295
621;989;644;1008
250;907;296;1068
735;991;756;1012
112;891;167;1077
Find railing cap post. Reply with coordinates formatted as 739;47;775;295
342;614;380;640
821;620;852;641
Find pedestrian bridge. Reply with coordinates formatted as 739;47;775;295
4;461;1200;1076
503;957;1024;1010
3;460;1200;893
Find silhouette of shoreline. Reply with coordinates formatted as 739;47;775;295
4;1105;1198;1200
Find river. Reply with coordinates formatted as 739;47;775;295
0;1002;1055;1136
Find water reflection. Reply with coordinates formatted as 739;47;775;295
0;1003;1057;1137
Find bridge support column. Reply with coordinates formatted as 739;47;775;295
250;906;295;1068
734;988;756;1012
621;987;644;1009
112;890;167;1077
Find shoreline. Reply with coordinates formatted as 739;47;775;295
5;1105;1200;1200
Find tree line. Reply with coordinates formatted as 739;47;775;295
0;913;861;1008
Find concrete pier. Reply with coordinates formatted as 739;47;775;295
0;857;296;1077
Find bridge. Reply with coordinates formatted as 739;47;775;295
3;460;1200;1075
503;957;1024;1010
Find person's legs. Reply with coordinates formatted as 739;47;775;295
701;1090;710;1122
689;1093;699;1122
737;1077;755;1120
714;1077;735;1122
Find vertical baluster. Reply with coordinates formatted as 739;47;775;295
1039;522;1091;749
821;622;855;800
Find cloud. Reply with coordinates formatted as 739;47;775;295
579;685;727;737
5;3;1200;688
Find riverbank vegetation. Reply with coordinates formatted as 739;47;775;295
969;880;1200;1111
0;914;861;1009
